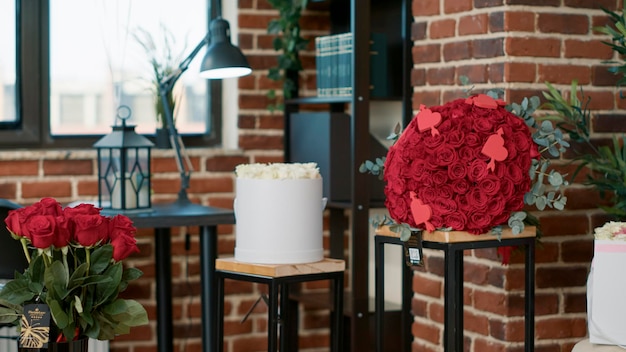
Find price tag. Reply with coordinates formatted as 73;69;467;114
403;230;424;267
19;304;51;349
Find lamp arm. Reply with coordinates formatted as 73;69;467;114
157;35;208;204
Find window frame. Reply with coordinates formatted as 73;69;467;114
0;0;222;150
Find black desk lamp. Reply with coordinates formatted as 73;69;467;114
159;16;251;205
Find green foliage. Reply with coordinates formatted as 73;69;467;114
595;3;626;90
543;78;626;219
266;0;310;112
0;244;148;341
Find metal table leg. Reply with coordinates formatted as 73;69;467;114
332;272;344;352
154;228;173;352
375;236;385;352
269;279;279;351
216;272;225;352
199;225;218;352
525;239;535;352
443;245;464;352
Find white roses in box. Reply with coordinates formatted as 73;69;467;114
594;221;626;241
235;162;320;180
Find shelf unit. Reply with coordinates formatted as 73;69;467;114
284;0;413;350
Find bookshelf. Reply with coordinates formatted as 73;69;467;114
284;0;413;350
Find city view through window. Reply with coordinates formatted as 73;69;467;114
1;0;209;136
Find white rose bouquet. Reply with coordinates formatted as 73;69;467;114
235;162;320;180
593;222;626;241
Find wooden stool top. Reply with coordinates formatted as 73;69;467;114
572;339;625;352
216;257;345;277
375;225;536;243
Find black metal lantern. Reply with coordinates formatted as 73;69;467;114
93;106;154;213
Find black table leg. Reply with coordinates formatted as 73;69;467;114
332;272;344;352
199;225;218;352
269;280;279;351
279;283;289;352
216;272;225;352
154;228;173;352
375;236;385;352
401;250;412;352
525;239;535;352
443;245;463;352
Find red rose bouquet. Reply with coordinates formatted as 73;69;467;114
0;197;148;344
377;93;568;240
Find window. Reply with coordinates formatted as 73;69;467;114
0;1;17;127
1;0;222;149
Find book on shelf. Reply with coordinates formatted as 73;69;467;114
314;32;389;98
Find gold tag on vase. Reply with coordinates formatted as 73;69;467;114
19;304;51;349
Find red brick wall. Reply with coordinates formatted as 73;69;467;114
0;0;622;351
411;0;622;351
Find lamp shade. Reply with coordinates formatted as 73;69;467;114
200;18;252;79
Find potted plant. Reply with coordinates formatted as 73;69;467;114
266;0;310;111
133;25;186;148
0;198;148;351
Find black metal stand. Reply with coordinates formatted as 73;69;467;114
374;235;536;352
216;269;344;352
127;203;235;352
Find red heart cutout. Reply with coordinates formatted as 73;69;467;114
417;105;442;136
481;128;508;171
410;192;435;232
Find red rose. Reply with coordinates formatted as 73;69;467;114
468;188;489;208
478;175;501;196
446;130;465;148
468;212;493;234
458;146;477;161
486;195;506;215
64;203;102;217
464;133;482;147
506;163;525;183
109;215;136;241
108;213;139;261
434;145;457;166
468;159;488;182
25;215;58;249
53;216;71;248
448;161;467;180
451;179;471;195
110;232;139;262
72;214;110;247
418;187;438;204
34;197;63;216
430;197;457;215
446;212;467;230
5;208;26;239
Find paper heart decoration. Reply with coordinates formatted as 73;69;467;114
481;127;508;171
417;104;441;136
464;94;506;109
410;191;435;232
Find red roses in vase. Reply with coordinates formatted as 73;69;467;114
0;197;148;345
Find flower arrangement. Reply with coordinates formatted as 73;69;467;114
594;221;626;240
366;91;569;242
133;24;186;130
0;198;148;345
235;162;321;180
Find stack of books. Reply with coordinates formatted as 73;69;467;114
315;32;388;98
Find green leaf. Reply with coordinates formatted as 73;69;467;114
45;261;69;300
90;245;113;274
48;299;69;329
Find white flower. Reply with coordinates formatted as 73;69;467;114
235;163;321;180
594;221;626;240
